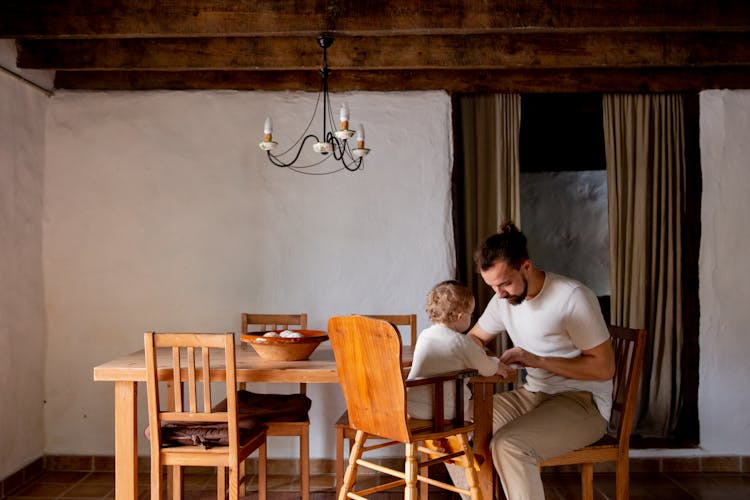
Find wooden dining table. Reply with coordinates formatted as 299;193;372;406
93;343;508;500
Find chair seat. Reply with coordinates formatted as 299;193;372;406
265;419;310;434
407;418;475;439
160;431;265;458
160;429;268;467
539;438;619;467
589;434;618;447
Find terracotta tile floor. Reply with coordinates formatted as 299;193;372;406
6;469;750;499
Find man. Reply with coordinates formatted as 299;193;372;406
469;222;614;500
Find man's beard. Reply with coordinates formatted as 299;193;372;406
506;277;528;306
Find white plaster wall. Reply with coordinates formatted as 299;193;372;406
699;89;750;454
42;90;455;457
520;170;610;296
0;66;48;477
1;82;744;467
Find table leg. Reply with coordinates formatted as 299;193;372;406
114;381;138;500
335;426;344;496
473;381;500;500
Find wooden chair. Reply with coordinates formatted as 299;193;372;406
538;325;647;500
328;315;482;500
353;314;418;346
334;314;418;495
144;332;267;500
240;313;311;500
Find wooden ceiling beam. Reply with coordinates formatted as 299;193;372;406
17;31;750;71
54;67;750;93
4;1;750;92
2;0;750;38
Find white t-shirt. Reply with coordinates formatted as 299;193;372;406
407;323;500;420
477;272;613;419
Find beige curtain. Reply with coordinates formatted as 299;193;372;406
456;94;521;314
603;94;686;437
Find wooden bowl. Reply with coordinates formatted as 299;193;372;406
240;329;328;361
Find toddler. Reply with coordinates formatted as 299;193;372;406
407;280;501;420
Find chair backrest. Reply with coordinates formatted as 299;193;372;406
328;315;411;443
144;332;239;452
241;313;309;393
355;314;418;346
606;325;647;448
241;313;308;334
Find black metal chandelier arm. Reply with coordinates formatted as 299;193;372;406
321;131;364;171
325;132;346;161
267;134;321;168
289;165;347;176
343;156;364;171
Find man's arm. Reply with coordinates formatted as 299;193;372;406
467;322;494;347
500;339;615;381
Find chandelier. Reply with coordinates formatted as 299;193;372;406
259;34;370;175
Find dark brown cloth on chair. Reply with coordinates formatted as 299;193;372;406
145;390;310;448
158;420;265;448
213;390;312;423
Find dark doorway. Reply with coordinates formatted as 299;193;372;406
518;93;700;448
520;93;606;172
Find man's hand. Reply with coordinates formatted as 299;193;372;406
500;346;540;368
500;341;615;381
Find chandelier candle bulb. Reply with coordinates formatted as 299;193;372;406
263;117;273;141
258;116;278;151
352;124;370;158
334;103;355;140
340;103;349;130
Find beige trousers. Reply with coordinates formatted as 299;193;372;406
448;388;606;499
489;388;607;500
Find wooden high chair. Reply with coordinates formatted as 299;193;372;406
329;315;482;500
334;314;418;495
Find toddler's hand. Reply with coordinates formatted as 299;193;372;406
496;362;515;379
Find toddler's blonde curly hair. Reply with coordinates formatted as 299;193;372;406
426;280;474;324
